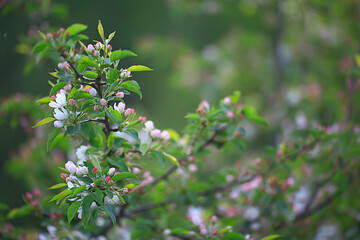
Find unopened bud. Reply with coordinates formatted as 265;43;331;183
33;189;39;197
100;98;107;106
69;98;76;105
108;44;112;51
188;155;195;162
116;92;124;98
94;105;100;111
105;176;111;183
91;182;96;187
92;168;98;174
210;215;218;222
60;173;67;179
108;168;116;176
89;88;97;97
227;111;234;119
139;116;146;123
87;44;95;53
25;192;32;200
54;121;64;128
125;108;134;116
224;97;232;105
122;188;128;194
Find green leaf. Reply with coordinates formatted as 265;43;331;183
47;128;61;151
37;97;53;105
67;201;81;223
65;23;87;36
89;188;103;205
48;183;67;190
106;68;120;83
108;132;114;150
79;56;98;68
50;82;67;97
105;107;122;126
112;172;138;182
260;235;282;240
97;20;104;40
33;117;55;128
139;143;149;156
107;31;116;43
49;189;72;203
163;152;180;167
84;71;98;79
185;113;200;121
120;81;142;99
82;195;93;226
104;205;116;226
223;232;245;240
72;185;86;197
108;158;129;172
230;90;241;103
67;125;81;135
90;155;102;171
73;91;92;99
127;65;152;72
7;205;33;219
152;150;165;165
110;50;137;62
32;40;50;54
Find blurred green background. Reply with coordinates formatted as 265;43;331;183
0;0;358;212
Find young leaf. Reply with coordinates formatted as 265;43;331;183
71;185;86;197
49;189;72;203
84;71;98;79
67;201;81;223
104;205;116;226
108;131;114;150
65;23;88;36
105;107;122;126
89;188;103;205
33;117;55;128
109;50;137;62
120;81;142;99
152;150;165;166
163;152;180;167
106;68;120;83
47;128;61;151
127;65;152;72
82;195;93;226
48;183;67;190
37;97;53;105
97;20;104;40
73;91;92;99
112;172;138;182
79;56;98;68
50;82;67;97
260;235;282;240
32;41;50;54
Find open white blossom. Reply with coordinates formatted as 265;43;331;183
76;145;88;163
49;92;67;109
114;102;126;113
54;108;69;120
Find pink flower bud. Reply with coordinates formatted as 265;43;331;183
91;182;96;187
92;168;98;174
255;157;262;165
116;150;121;155
189;231;195;236
188;155;195;162
161;130;170;141
145;120;154;130
100;98;107;106
63;84;71;91
188;164;198;172
276;151;282;158
110;180;114;186
150;129;161;138
116;92;124;98
93;50;99;56
125;108;134;116
66;177;72;182
213;230;218;235
105;176;111;183
30;200;39;207
60;173;67;179
224;96;232;105
133;167;141;174
69;98;76;105
108;168;116;176
237;104;243;110
33;189;39;197
87;44;95;53
210;215;218;222
50;214;56;220
139;116;146;123
227;111;234;119
122;188;128;194
129;188;134;193
108;44;112;50
25;192;32;200
95;42;102;49
94;105;100;111
115;172;120;175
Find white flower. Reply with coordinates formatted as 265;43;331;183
145;120;154;131
65;161;76;174
54;108;69;120
150;129;161;138
91;202;97;209
47;225;57;237
188;164;198;172
138;129;151;144
161;130;170;141
77;206;82;219
243;206;260;221
112;195;120;204
76;145;88;163
163;229;171;235
76;166;88;176
67;181;75;189
89;88;97;97
49;92;67;109
54;121;64;128
114;102;125;113
224;96;232;105
187;206;203;225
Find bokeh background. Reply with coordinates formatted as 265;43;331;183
0;0;359;234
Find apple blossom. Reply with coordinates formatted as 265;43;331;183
108;168;115;176
60;173;67;179
116;92;124;98
92;168;98;174
89;88;97;97
105;176;111;183
53;108;69;120
161;130;170;141
139;116;146;123
227;111;234;119
49;92;67;109
76;145;88;163
145;120;154;131
125;108;134;116
65;161;76;174
87;44;95;53
150;129;161;138
114;102;125;113
54;121;64;128
224;96;232;105
68;98;76;105
100;98;107;106
76;166;88;176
